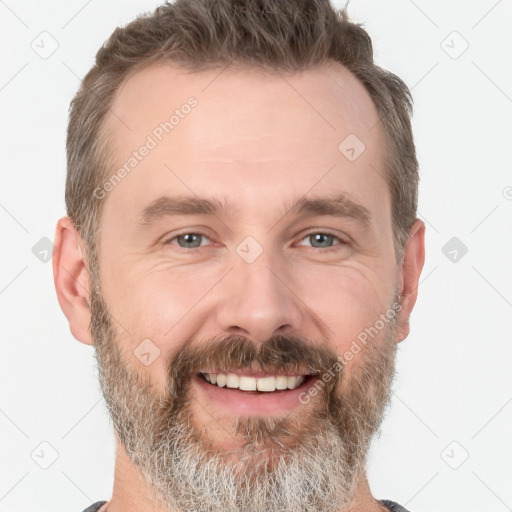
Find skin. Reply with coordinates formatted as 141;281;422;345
53;60;425;511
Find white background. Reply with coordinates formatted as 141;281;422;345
1;1;511;511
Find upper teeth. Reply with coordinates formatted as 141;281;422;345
203;373;305;392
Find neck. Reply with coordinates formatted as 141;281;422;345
105;441;388;512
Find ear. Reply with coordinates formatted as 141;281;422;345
52;216;93;345
396;219;425;342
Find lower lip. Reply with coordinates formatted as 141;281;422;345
192;374;317;416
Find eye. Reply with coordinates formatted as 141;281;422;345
164;231;212;249
297;231;347;251
162;230;348;252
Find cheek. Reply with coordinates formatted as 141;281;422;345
99;263;224;390
100;252;215;331
291;262;392;347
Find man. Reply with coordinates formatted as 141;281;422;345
53;0;425;510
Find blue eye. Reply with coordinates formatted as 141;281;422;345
166;232;211;249
163;231;348;252
297;232;346;251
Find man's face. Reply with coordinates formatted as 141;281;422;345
91;61;402;510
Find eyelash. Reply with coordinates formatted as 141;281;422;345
163;230;349;253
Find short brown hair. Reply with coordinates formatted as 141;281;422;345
66;0;418;267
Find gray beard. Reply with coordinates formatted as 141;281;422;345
89;276;398;512
120;409;362;512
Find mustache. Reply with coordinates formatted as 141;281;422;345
166;334;342;395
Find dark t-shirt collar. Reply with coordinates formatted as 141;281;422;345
82;498;412;511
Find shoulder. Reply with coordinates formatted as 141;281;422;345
380;499;413;512
80;501;108;512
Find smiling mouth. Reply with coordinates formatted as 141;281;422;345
198;372;312;392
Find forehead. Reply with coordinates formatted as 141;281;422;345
100;60;388;227
106;60;382;154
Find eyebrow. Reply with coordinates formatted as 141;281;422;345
138;193;372;228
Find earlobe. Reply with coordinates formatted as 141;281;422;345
52;216;93;345
396;219;426;342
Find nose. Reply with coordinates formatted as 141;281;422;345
215;251;304;344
